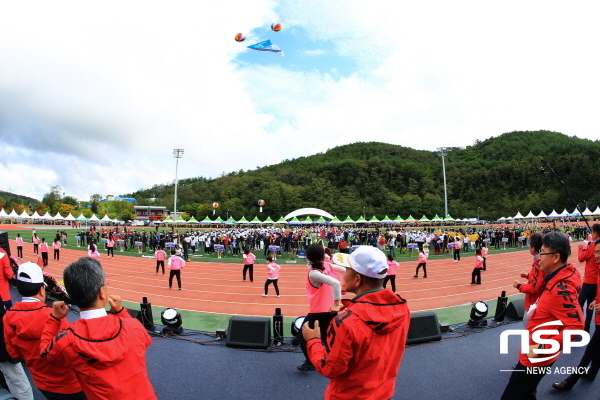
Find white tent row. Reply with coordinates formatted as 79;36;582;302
513;207;600;219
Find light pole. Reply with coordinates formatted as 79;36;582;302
477;207;481;221
363;206;366;219
437;147;449;217
173;149;184;219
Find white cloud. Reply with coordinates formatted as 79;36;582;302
0;0;599;201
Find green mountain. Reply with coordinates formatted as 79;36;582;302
0;190;39;208
125;130;600;220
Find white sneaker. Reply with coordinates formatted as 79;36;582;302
262;294;267;297
276;295;280;298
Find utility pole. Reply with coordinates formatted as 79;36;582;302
173;149;184;219
437;147;449;218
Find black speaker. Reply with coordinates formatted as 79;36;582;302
407;311;442;345
0;232;10;257
505;299;525;320
226;316;271;349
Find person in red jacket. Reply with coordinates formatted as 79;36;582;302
512;232;546;326
4;261;85;399
0;248;13;310
40;257;157;400
501;232;584;400
552;238;600;391
577;223;600;332
303;246;410;400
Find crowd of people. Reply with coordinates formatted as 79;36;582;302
0;222;597;399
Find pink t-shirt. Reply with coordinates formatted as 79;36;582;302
454;241;462;249
418;252;428;263
387;260;398;275
155;250;166;261
475;256;484;269
16;237;23;246
40;242;49;252
88;250;100;258
33;237;39;245
481;248;488;257
53;242;61;250
243;252;256;265
168;256;185;270
267;262;280;279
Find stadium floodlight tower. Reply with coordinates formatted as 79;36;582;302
437;147;449;218
173;149;184;220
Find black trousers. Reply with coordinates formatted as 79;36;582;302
33;244;39;254
579;283;597;331
264;279;279;295
156;260;165;274
53;249;60;260
298;312;335;364
564;324;600;386
471;268;481;284
41;252;48;266
415;263;427;277
17;246;22;258
501;361;554;400
107;247;114;257
243;264;254;282
453;248;461;261
383;275;396;292
169;269;181;289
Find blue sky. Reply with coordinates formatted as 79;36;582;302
0;1;599;201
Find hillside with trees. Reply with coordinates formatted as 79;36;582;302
124;130;600;221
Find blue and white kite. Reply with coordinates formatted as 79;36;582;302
247;40;284;56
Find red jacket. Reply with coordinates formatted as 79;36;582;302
40;309;157;400
519;263;583;367
0;249;13;303
307;289;410;399
577;243;600;284
518;255;546;311
4;301;81;393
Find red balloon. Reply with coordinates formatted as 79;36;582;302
234;33;245;42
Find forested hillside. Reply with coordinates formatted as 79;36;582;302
125;131;600;220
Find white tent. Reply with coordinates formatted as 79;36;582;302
582;207;594;216
560;209;569;217
498;217;506;221
513;211;525;219
8;209;20;218
53;212;64;220
536;210;547;218
19;211;31;219
569;208;581;217
100;214;112;222
0;209;7;218
30;211;41;219
547;209;560;218
89;214;100;221
64;213;76;221
41;212;54;220
76;213;87;221
593;206;600;215
283;207;334;220
524;210;536;219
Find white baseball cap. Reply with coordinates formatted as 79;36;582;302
17;262;45;284
347;246;388;279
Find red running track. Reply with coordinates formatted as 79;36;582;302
5;240;586;317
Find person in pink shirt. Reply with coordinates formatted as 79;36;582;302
53;238;61;261
384;253;398;292
155;246;166;275
15;234;24;258
263;256;281;297
242;248;256;282
167;249;185;290
88;243;100;259
481;244;488;270
414;249;428;278
39;238;49;267
106;237;115;258
471;248;484;284
32;234;40;255
453;236;462;262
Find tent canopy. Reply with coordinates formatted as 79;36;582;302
284;208;334;220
